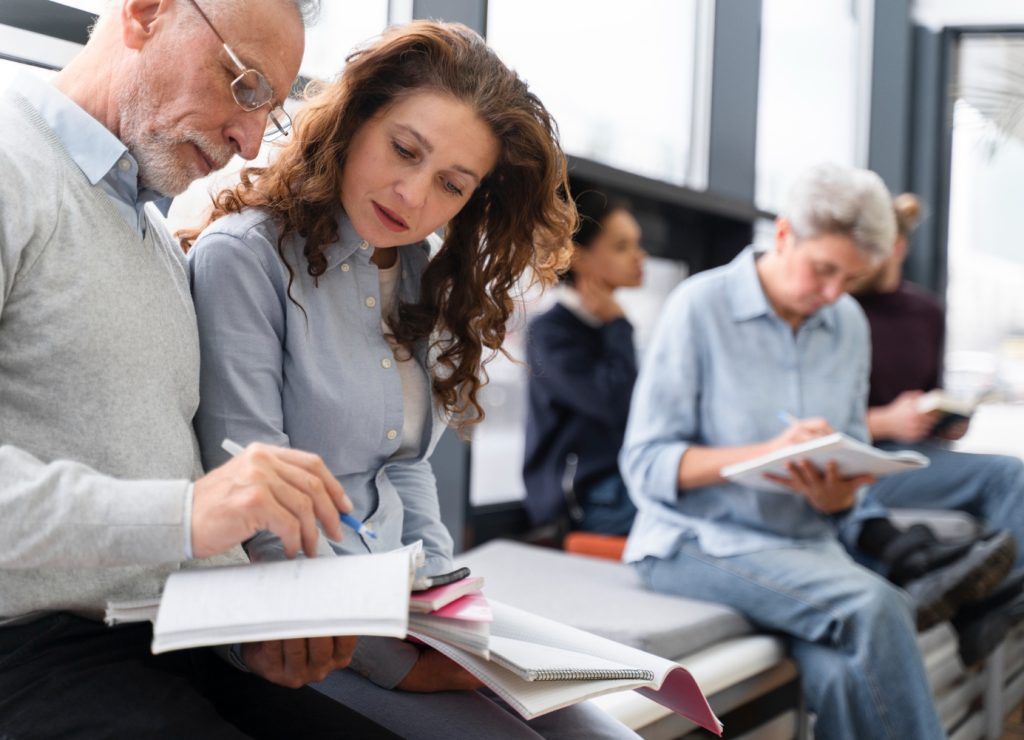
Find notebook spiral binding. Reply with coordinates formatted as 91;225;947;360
527;668;655;682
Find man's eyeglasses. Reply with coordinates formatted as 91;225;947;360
186;0;292;141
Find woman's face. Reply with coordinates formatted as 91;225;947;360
773;220;876;318
340;90;500;248
573;209;646;289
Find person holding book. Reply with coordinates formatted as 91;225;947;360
620;163;1011;739
851;193;1024;663
0;1;404;737
186;21;638;739
523;190;645;535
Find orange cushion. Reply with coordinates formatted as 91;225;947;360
563;532;627;561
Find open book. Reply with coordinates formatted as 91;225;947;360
916;389;984;434
721;432;928;493
408;600;722;735
148;549;414;654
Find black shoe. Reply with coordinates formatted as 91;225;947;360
953;588;1024;667
905;529;1017;631
884;523;975;586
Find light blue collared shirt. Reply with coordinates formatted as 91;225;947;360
188;208;455;575
8;74;170;238
622;247;879;561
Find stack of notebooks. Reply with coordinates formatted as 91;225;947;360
106;547;721;734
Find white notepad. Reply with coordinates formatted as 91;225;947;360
720;432;929;493
151;549;412;654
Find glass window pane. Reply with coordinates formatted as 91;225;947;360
755;0;868;211
300;1;390;81
486;0;700;186
946;36;1024;400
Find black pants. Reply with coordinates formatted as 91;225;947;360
0;614;399;739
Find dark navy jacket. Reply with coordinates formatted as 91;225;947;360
522;302;638;525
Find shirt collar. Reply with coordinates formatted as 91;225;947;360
324;211;431;273
725;245;837;332
9;73;171;216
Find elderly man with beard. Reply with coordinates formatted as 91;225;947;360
0;1;396;736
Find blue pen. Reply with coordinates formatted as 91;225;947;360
220;438;377;540
777;411;799;427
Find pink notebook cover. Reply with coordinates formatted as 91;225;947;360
410;576;485;613
429;592;492;622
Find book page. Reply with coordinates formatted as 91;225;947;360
720;432;928;492
414;600;721;734
152;550;411;653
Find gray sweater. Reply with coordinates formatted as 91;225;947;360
0;88;237;623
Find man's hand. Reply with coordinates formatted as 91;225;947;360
241;636;358;688
191;443;352;559
765;460;876;513
396;647;484;693
872;391;938;443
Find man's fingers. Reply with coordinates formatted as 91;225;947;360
281;638;310;688
333;636;357;669
247;487;304;558
306;637;335;679
274;463;344;543
265;446;352;513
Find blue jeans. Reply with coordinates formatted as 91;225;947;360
635;539;945;740
869;444;1024;568
578;473;637;535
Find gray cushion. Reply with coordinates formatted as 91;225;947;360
456;540;752;661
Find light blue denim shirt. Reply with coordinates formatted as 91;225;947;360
622;247;878;562
189;208;456;688
9;74;171;237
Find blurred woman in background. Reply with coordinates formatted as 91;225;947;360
523;190;645;535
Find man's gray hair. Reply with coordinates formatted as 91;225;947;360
784;162;896;260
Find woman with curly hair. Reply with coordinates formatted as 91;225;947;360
184;20;636;739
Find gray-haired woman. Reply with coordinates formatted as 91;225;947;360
619;163;1009;739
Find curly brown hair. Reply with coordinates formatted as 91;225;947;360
180;20;576;427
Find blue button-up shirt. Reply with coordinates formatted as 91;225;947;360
188;208;455;575
8;74;170;237
622;247;878;561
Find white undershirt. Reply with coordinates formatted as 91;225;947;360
378;254;431;459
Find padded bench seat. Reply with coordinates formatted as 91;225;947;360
456;539;752;661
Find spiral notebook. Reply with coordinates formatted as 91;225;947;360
488;635;654;682
410;599;722;735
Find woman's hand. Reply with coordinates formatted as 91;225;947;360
765;460;876;513
575;275;625;324
769;417;833;450
396;647;484;693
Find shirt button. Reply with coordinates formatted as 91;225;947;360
381;358;393;369
359;240;370;250
340;263;350;272
117;158;131;172
365;296;376;308
386;429;398;441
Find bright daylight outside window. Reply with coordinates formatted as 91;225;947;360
755;0;871;212
486;0;703;188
